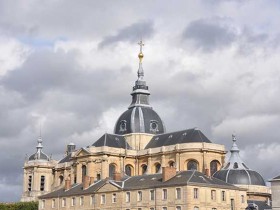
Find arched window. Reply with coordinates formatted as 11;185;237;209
210;160;220;175
141;164;147;175
155;163;161;173
187;160;198;170
82;165;87;181
194;206;199;210
109;163;116;178
169;161;175;167
59;175;64;185
40;176;45;191
125;165;133;176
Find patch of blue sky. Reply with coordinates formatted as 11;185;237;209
18;36;68;48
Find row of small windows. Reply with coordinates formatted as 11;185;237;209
193;188;245;203
41;189;244;209
42;188;183;209
64;159;220;186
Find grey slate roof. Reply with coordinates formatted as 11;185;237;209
271;174;280;180
92;133;132;149
39;170;242;199
58;154;72;164
145;128;211;149
246;200;271;210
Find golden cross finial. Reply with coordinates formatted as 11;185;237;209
138;40;144;63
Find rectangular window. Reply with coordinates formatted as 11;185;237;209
231;199;235;210
62;198;66;207
241;195;245;203
126;192;130;203
112;193;117;203
101;194;106;204
40;176;45;191
137;191;142;201
162;189;167;200
52;199;55;208
222;191;226;201
194;188;199;199
41;200;45;209
150;190;155;200
176;188;181;199
211;190;216;200
90;195;95;205
80;196;84;206
138;208;142;210
28;175;32;191
176;207;181;210
71;197;75;206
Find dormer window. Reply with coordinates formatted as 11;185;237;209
150;120;159;133
119;120;127;132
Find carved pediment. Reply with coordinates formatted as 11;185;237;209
74;148;91;157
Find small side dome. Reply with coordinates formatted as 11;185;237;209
213;134;265;186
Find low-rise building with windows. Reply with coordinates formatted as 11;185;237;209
39;167;247;210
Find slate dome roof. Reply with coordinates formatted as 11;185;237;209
213;134;265;186
28;136;50;161
115;106;165;135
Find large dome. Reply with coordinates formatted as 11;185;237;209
114;106;165;135
213;135;265;186
114;41;165;135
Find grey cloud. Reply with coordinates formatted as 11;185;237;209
182;18;237;52
98;20;154;48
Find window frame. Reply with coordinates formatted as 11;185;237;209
62;198;66;207
80;196;84;206
126;192;131;203
71;197;75;206
101;194;106;204
222;191;226;201
51;199;56;208
162;189;167;200
194;188;199;199
176;188;181;200
150;189;155;201
137;191;142;201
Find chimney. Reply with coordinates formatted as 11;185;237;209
90;177;95;185
65;179;71;191
83;176;90;189
205;168;210;177
162;167;177;182
113;172;122;181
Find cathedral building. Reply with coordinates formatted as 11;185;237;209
22;41;271;210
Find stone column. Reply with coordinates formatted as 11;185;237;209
147;157;152;174
101;155;108;179
161;155;166;167
176;153;180;171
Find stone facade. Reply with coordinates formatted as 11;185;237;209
270;176;280;210
39;168;248;210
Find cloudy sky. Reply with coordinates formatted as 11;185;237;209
1;0;280;202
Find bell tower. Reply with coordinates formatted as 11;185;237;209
21;136;56;201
